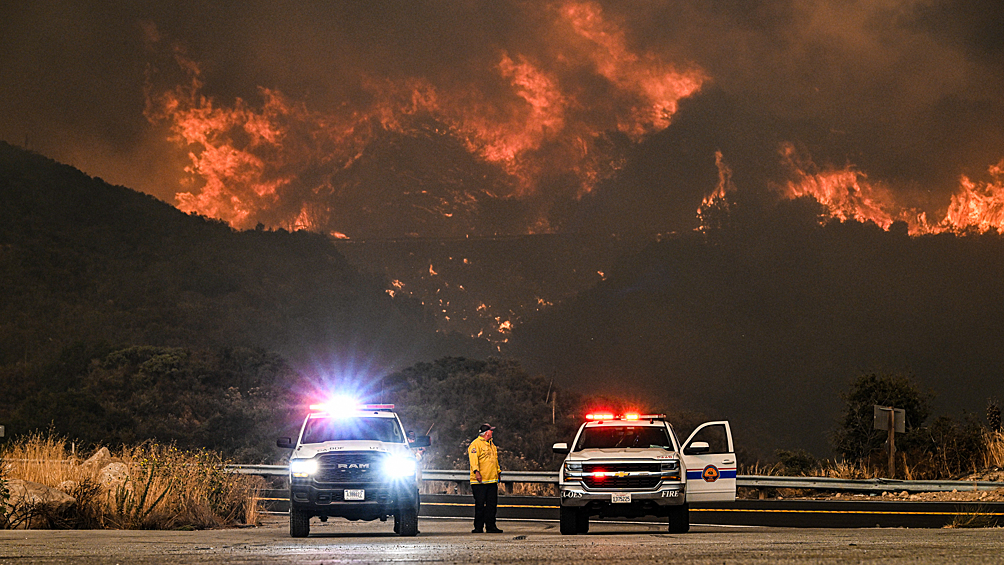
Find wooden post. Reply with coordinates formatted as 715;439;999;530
887;409;896;478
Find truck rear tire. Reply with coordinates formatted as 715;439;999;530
668;504;690;534
290;506;310;538
559;506;578;535
397;506;419;536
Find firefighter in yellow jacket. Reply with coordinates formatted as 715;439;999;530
468;423;503;533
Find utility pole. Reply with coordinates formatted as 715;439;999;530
552;390;556;425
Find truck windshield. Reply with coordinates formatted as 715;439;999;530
301;417;405;444
574;425;673;450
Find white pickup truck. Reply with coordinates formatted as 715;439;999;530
276;403;430;538
552;413;735;534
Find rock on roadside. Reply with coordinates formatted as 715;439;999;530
3;479;77;529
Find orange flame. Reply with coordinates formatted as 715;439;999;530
778;143;911;231
146;1;705;235
941;161;1004;233
701;144;1004;236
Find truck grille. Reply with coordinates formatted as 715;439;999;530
315;452;385;483
581;463;661;489
582;463;660;473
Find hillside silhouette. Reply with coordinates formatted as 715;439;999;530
0;141;490;380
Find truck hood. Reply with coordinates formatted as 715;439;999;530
565;448;679;462
292;440;410;459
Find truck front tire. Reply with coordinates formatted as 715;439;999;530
575;510;589;533
290;506;311;538
397;505;419;536
668;504;690;534
559;506;579;535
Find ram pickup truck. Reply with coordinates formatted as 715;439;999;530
276;403;430;537
553;413;735;534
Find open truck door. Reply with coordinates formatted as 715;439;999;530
682;421;736;503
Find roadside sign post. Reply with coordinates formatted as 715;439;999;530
874;406;905;478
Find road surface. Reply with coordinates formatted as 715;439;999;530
2;516;1003;564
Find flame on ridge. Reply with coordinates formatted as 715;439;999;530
145;1;705;236
704;143;1004;236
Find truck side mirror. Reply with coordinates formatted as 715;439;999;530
684;441;710;455
276;437;294;449
552;442;569;455
411;435;431;448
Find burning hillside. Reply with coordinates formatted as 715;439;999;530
144;1;705;239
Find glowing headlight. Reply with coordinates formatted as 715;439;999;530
290;458;318;477
383;454;418;478
563;461;582;481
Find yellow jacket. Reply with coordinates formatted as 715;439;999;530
468;435;501;484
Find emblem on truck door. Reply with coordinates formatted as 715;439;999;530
702;465;720;482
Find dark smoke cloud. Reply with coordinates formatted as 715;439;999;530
2;0;1003;225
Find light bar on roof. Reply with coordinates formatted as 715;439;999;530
586;413;666;421
309;400;396;413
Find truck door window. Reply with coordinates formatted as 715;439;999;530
687;424;730;454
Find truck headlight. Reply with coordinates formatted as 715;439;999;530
661;460;680;479
563;462;582;481
383;454;418;479
290;458;318;477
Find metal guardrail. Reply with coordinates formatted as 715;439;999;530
225;465;1004;493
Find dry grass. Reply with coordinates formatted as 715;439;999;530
982;431;1004;469
947;504;1002;528
1;433;264;530
2;432;88;486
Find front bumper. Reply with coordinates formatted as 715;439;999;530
558;482;686;517
290;479;419;519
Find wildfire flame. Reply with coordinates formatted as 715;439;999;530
145;1;705;237
702;143;1004;236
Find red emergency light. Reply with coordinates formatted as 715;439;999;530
585;413;667;421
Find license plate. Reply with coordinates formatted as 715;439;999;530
611;493;631;503
344;489;365;501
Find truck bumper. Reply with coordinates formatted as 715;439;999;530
558;483;686;517
290;480;419;520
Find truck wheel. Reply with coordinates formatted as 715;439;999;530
397;505;419;536
290;506;310;538
575;510;589;534
668;504;690;534
559;506;578;535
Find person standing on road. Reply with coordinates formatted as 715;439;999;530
468;423;503;533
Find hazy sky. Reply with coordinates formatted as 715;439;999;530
3;0;1003;236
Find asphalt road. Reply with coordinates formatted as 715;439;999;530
3;516;1004;564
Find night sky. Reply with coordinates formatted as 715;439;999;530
4;0;1004;238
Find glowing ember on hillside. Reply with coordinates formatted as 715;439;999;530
146;0;705;237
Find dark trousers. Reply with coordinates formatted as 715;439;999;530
471;482;498;531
